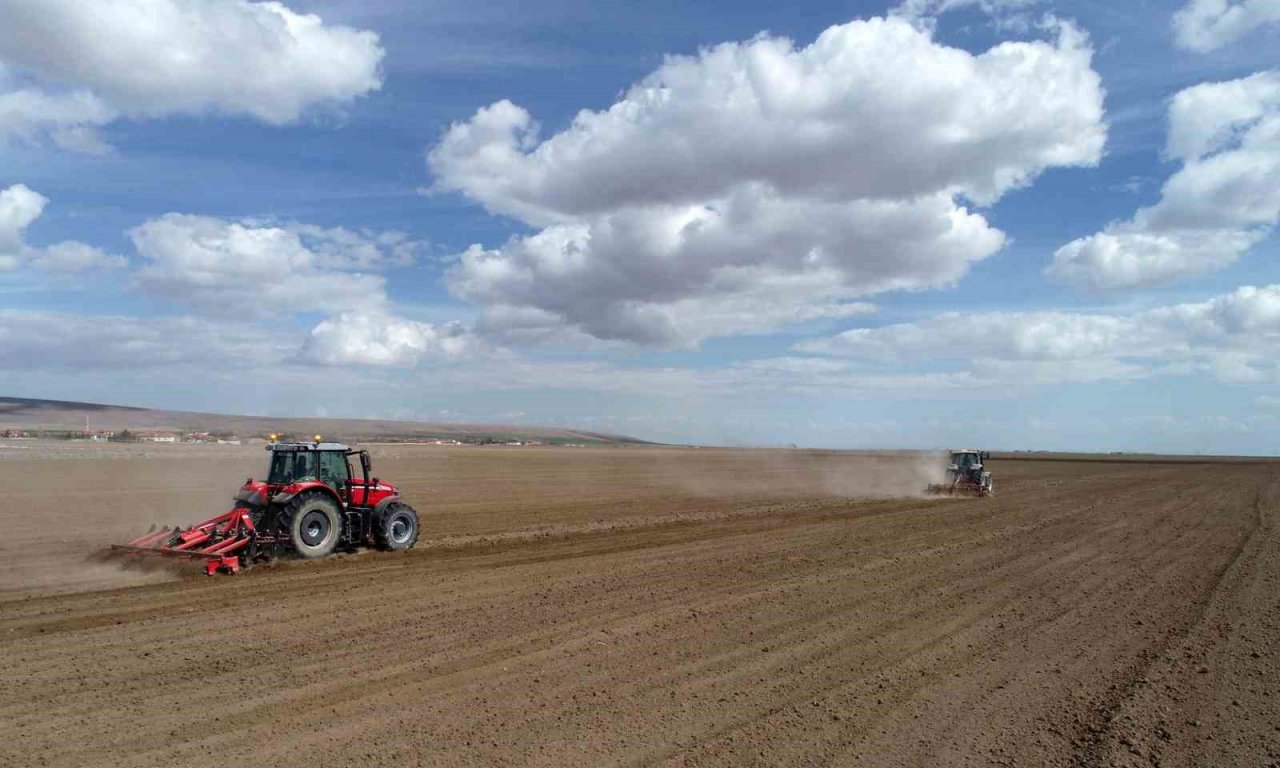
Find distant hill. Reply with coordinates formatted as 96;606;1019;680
0;397;649;446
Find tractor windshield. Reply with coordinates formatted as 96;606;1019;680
268;451;317;485
954;453;978;469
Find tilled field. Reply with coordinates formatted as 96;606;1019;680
0;444;1277;767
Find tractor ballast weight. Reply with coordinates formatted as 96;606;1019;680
927;449;994;498
111;440;420;575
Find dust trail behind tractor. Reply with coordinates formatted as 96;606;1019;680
926;449;994;497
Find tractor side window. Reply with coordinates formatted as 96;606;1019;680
268;452;293;484
293;452;316;482
317;451;349;489
267;451;317;484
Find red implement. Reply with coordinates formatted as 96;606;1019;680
111;508;256;576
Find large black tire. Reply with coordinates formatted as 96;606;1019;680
283;492;342;559
375;502;420;551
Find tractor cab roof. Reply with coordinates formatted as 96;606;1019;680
267;441;352;452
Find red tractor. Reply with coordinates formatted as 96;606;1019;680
112;439;420;575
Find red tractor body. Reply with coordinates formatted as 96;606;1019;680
112;441;420;575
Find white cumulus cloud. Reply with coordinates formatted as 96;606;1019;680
129;214;417;315
800;283;1280;384
430;16;1105;346
0;183;124;272
3;203;455;369
0;183;45;262
0;0;384;150
453;192;998;345
1173;0;1280;52
300;312;480;367
0;309;289;370
28;240;125;272
892;0;1041;32
0;76;117;153
1050;70;1280;291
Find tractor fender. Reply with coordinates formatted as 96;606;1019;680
271;482;344;508
235;486;266;507
372;495;402;519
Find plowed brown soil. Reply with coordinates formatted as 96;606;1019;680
0;444;1277;767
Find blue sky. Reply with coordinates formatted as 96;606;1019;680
1;0;1279;452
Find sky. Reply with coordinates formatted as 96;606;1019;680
1;0;1278;453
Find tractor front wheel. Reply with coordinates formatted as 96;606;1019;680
284;492;342;559
375;503;420;551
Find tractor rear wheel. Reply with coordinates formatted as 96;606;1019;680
283;492;342;559
375;503;419;551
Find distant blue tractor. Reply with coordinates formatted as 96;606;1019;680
928;449;994;497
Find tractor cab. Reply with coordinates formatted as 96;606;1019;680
949;450;987;472
263;439;388;507
268;442;352;490
927;449;994;497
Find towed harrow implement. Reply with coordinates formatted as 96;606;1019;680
112;508;256;576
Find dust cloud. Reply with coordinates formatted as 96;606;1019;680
8;558;180;595
660;449;948;500
0;441;260;596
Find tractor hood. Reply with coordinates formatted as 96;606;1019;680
236;477;399;507
365;480;398;495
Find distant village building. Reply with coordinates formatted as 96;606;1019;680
136;431;179;443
